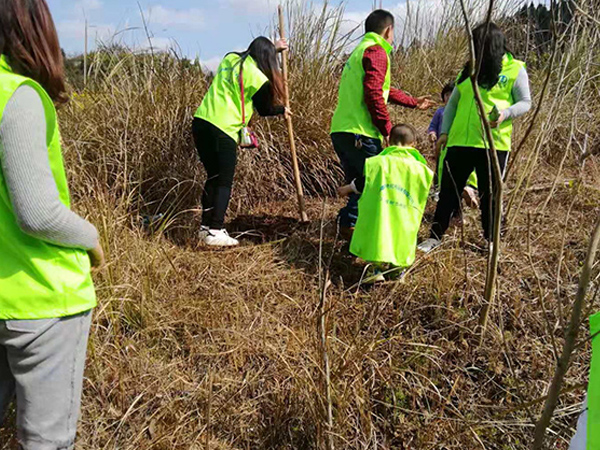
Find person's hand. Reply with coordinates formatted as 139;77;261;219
88;242;105;269
489;110;505;128
275;38;289;53
416;95;436;110
284;107;293;120
428;132;438;143
337;185;354;197
435;134;448;158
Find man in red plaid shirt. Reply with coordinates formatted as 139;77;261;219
330;9;434;237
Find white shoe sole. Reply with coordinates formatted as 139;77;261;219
204;238;239;247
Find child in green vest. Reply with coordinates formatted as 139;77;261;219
338;124;433;283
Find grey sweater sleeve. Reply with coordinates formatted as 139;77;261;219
503;67;532;120
440;67;532;134
0;85;98;250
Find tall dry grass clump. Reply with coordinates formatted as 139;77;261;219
2;0;600;449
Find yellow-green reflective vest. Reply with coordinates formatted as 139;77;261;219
330;32;392;141
350;146;433;267
0;55;96;320
447;53;525;151
195;54;268;142
588;312;600;450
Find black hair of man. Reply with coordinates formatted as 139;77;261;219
389;124;417;147
441;81;455;101
365;9;395;35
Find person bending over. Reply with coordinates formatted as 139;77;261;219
193;36;290;247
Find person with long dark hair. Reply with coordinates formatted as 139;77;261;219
0;0;104;447
193;37;289;247
419;22;532;252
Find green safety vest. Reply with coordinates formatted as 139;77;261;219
0;55;96;320
447;53;525;151
195;54;268;142
588;311;600;450
330;32;392;141
350;146;433;267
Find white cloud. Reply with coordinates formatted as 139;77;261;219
145;5;205;31
224;0;276;14
200;56;222;73
57;19;115;42
144;36;173;52
74;0;103;11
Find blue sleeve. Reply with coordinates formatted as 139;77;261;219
428;108;443;136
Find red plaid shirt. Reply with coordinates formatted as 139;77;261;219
363;45;418;137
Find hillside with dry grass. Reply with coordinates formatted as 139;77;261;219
2;0;600;449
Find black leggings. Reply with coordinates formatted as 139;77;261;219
192;118;237;230
431;146;509;240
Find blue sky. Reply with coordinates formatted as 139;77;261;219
48;0;373;68
48;0;545;71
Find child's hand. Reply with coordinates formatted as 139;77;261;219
337;185;354;197
428;132;438;143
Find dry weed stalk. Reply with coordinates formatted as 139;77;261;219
532;212;600;449
457;0;505;344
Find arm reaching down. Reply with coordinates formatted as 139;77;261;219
0;85;99;250
253;82;285;117
440;87;460;136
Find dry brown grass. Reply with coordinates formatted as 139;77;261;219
2;1;600;449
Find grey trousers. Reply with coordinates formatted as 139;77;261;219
0;310;92;450
569;396;587;450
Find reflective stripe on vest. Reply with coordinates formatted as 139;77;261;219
447;53;525;151
195;54;268;142
330;33;392;141
0;55;96;320
588;312;600;450
350;146;433;267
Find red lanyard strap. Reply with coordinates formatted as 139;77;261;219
238;59;246;126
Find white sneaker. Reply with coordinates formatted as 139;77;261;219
418;238;441;253
204;229;239;247
199;225;210;240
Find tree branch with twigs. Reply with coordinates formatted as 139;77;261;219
456;0;504;344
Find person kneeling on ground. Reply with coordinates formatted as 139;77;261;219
428;80;479;208
338;124;433;283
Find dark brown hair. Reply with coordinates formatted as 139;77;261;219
390;124;417;146
0;0;68;104
235;37;284;104
457;22;509;90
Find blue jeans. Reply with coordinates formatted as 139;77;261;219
332;132;383;229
